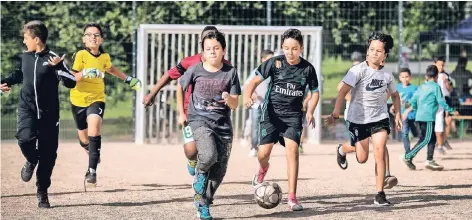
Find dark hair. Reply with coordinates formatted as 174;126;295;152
282;29;303;47
201;31;226;50
367;32;394;54
83;23;105;53
23;20;48;44
351;51;363;63
434;56;445;63
399;67;411;76
202;26;217;34
457;57;468;68
261;49;274;59
426;65;439;78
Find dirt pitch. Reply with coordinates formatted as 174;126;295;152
2;140;471;220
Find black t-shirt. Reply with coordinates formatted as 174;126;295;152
256;55;319;117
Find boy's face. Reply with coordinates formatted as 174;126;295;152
261;54;273;63
435;60;445;73
282;38;303;64
23;31;38;52
203;38;226;66
83;27;103;50
366;40;387;66
399;71;411;85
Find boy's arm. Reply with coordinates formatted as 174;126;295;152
225;70;241;109
303;90;312;111
1;57;23;87
435;85;455;114
244;58;274;108
106;66;142;91
306;66;320;118
176;83;187;126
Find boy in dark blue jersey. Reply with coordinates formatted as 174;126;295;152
244;29;320;211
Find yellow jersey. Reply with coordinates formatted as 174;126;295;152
70;49;112;107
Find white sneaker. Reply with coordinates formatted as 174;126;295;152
249;148;258;157
425;160;444;171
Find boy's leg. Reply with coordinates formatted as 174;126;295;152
84;102;105;187
71;104;89;152
435;109;446;154
283;136;303;211
35;115;60;208
404;121;434;169
204;139;233;205
253;110;278;186
401;119;411;154
16;109;39;183
425;124;444;170
249;107;262;156
371;129;391;205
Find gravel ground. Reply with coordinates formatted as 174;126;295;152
2;140;471;220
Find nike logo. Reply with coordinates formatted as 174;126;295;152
43;62;49;66
365;79;384;91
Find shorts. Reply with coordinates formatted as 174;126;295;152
182;125;195;144
434;108;445;132
259;109;303;146
347;118;390;147
302;111;307;128
71;101;105;130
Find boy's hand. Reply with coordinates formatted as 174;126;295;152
395;113;403;130
48;54;65;66
324;112;339;126
0;83;11;93
143;93;156;107
244;95;254;109
451;111;460;116
401;112;408;121
306;112;315;129
125;76;142;91
178;113;188;127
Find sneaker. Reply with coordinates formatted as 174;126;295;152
251;164;269;187
21;161;37;182
374;191;391;206
384;175;398;189
193;194;213;220
336;144;348;170
187;160;197;176
193;171;209;195
85;168;97;187
444;141;453;150
435;146;446;155
37;192;51;208
403;158;416;170
288;198;303;211
248;148;258;157
298;145;304;154
425;160;444;171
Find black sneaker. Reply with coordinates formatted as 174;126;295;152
384;175;398;189
85;168;97;187
21;161;37;182
444;141;453;150
37;192;51;208
402;158;416;170
336;144;348;170
374;191;391;206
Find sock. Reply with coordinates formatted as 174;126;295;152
79;139;89;151
385;170;390;177
338;145;346;156
288;192;296;201
88;136;101;170
259;164;269;173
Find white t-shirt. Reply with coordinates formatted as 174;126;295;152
437;72;451;97
342;61;397;124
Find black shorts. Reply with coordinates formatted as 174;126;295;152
71;101;105;130
445;96;452;107
347;118;390;147
259;109;302;146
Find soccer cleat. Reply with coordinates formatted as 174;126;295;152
374;191;391;206
21;161;37;182
288;198;303;211
194;194;212;220
425;160;444;171
384;175;398;189
248;148;258;157
187;160;197;176
84;168;97;189
37;192;51;208
444;141;453;150
403;158;416;170
193;171;209;195
251;164;269;187
336;144;348;170
435;146;446;155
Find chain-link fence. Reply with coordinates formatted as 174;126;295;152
2;1;472;142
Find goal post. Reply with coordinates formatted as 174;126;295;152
135;24;323;145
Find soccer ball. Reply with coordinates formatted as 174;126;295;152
254;181;282;209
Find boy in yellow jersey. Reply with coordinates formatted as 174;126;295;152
70;23;141;189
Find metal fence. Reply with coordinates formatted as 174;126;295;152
2;1;472;142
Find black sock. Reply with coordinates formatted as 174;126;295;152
79;139;89;151
88;136;101;170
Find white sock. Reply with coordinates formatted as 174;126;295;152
338;145;346;156
385;170;390;177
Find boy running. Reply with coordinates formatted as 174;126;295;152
0;21;76;208
244;28;320;211
326;32;402;206
179;30;240;220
